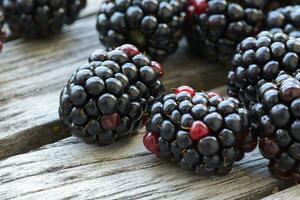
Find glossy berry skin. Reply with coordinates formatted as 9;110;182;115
187;0;208;17
59;44;164;145
143;132;160;154
96;0;186;60
190;121;209;140
1;0;86;37
175;85;196;96
145;86;256;175
252;73;300;183
267;5;300;38
186;0;268;64
227;31;300;106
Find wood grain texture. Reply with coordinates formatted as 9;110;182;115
262;185;300;200
0;134;291;200
0;15;228;159
0;2;296;198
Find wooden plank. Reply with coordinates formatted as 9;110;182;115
262;185;300;200
3;0;100;41
0;13;228;159
0;134;292;200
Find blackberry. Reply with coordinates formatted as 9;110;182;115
96;0;186;60
227;31;300;106
1;0;86;37
185;0;268;64
0;9;5;52
143;86;256;175
252;73;300;183
267;5;300;38
59;44;164;145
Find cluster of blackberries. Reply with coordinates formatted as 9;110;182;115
0;0;298;60
95;0;300;62
227;31;300;106
96;0;186;60
267;5;300;38
1;0;86;37
186;0;300;64
227;28;300;182
186;0;267;64
251;73;300;183
53;0;300;182
144;86;256;175
59;44;164;145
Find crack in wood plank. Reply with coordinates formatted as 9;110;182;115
262;184;300;200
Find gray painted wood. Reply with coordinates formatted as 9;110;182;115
0;134;291;200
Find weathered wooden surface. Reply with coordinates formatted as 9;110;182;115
0;134;292;200
262;185;300;200
0;1;299;199
0;16;227;159
0;0;100;160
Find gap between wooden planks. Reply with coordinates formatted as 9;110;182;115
0;133;292;200
0;0;297;199
0;15;227;159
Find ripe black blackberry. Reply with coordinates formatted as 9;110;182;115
144;86;257;176
1;0;87;37
96;0;186;60
267;5;300;38
59;44;164;145
185;0;268;64
251;73;300;183
0;9;5;52
227;31;300;106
